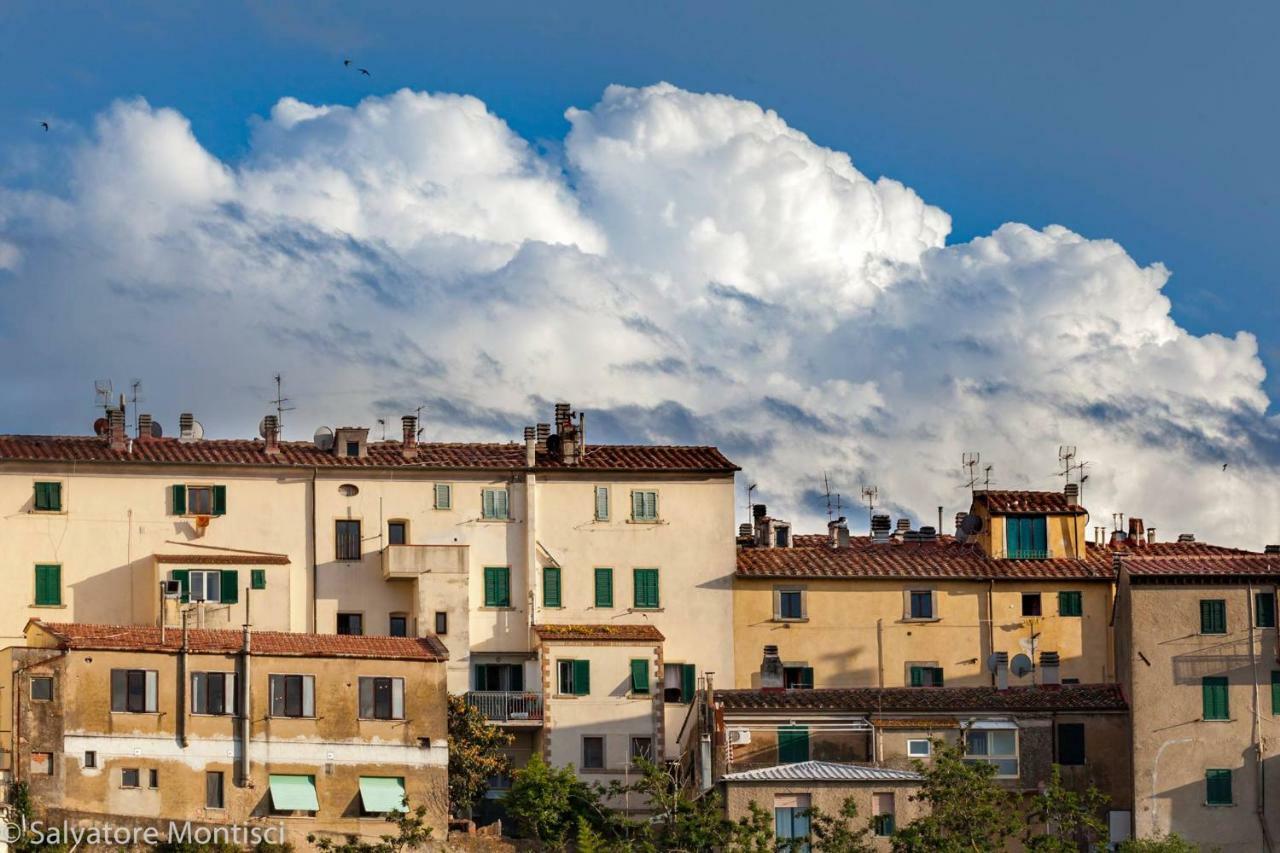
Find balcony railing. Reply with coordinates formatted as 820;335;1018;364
1006;549;1050;560
466;691;544;724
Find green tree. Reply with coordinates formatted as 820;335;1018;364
734;802;778;853
1023;765;1109;852
806;797;878;853
504;754;605;848
891;740;1021;853
7;782;69;853
306;802;435;853
446;693;514;818
1117;834;1201;853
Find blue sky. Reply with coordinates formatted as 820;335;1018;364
6;2;1277;398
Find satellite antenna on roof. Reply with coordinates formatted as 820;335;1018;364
1010;654;1033;678
94;380;113;411
860;485;877;529
961;452;981;492
270;373;295;433
1058;445;1077;484
189;420;205;441
313;426;334;451
984;464;994;489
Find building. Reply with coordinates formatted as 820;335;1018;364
734;487;1115;692
3;620;449;845
1116;536;1280;851
0;401;739;784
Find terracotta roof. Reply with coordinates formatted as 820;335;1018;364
738;535;1116;580
0;434;737;474
28;621;448;661
533;624;664;642
722;761;923;784
972;490;1086;515
717;684;1128;714
153;553;290;565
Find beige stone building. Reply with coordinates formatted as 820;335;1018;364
3;620;449;845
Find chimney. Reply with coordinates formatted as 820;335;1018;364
828;516;850;549
870;514;892;544
401;415;418;459
955;511;967;533
137;413;153;440
554;402;572;433
752;504;770;548
760;645;785;692
1039;651;1061;686
1177;533;1196;543
737;523;754;543
524;426;536;467
896;518;911;534
1128;517;1145;546
1064;482;1080;505
106;407;127;452
1265;545;1280;555
1147;527;1156;545
993;651;1009;691
179;413;196;443
535;423;550;452
262;415;281;455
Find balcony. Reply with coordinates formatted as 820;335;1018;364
1006;549;1050;561
466;691;544;726
382;544;468;580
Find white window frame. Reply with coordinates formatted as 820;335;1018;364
187;570;222;603
963;723;1019;778
905;588;937;621
906;738;931;758
481;488;510;520
594;485;610;521
434;483;452;510
191;671;237;716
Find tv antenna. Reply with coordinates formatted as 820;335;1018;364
859;484;877;527
129;379;144;433
984;464;994;489
1057;445;1078;483
961;452;981;491
414;403;426;439
93;380;114;412
376;418;387;441
746;482;758;525
270;374;295;432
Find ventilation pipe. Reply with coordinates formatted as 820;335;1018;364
994;651;1009;691
524;426;536;467
1039;651;1061;686
760;645;785;691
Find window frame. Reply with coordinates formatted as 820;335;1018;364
1005;514;1049;559
630;658;650;695
30;676;54;702
187;569;222;603
782;665;814;690
336;612;364;636
1021;592;1043;617
774;586;807;621
629;736;654;765
191;671;237;716
906;738;931;758
481;487;510;520
34;563;62;607
1200;599;1227;635
1256;592;1276;629
630;489;659;522
582;735;606;770
483;566;512;608
1058;590;1083;617
1202;676;1230;721
907;589;936;621
268;674;316;719
543;566;562;608
335;519;363;561
963;727;1020;778
121;767;141;789
909;664;945;687
1205;769;1233;806
557;659;591;696
250;568;267;590
434;611;448;635
387;519;408;546
594;567;614;608
206;770;225;810
358;676;406;721
111;668;158;714
389;614;409;637
33;480;63;512
594;485;610;521
633;567;660;610
433;483;452;510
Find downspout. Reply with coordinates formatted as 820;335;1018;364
177;609;189;747
987;580;996;686
239;598;252;787
526;472;538;634
310;468;318;633
1247;582;1274;852
875;618;885;688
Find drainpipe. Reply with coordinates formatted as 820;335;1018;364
1248;582;1274;852
987;580;996;686
239;593;253;787
310;468;318;632
177;609;189;747
525;471;538;634
875;618;884;688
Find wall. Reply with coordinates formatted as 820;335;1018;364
722;781;923;851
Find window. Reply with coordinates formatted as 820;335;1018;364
149;768;159;788
783;666;814;690
188;485;213;515
909;665;944;687
965;728;1019;777
776;588;805;620
34;481;62;512
474;663;524;692
908;590;934;620
1058;591;1083;617
34;564;62;606
1273;671;1280;716
1005;515;1048;559
630;659;650;694
1056;723;1085;766
1257;592;1276;628
594;568;614;607
1021;593;1042;617
336;519;362;561
111;669;158;713
1202;676;1229;720
630;736;654;764
907;739;931;758
582;736;605;770
337;613;364;635
776;525;790;547
558;659;590;696
774;794;811;850
251;569;267;590
84;751;97;769
389;614;408;637
481;488;509;520
30;676;53;701
121;768;141;788
778;725;810;763
206;771;225;809
434;611;448;635
171;483;226;516
269;674;315;718
345;440;359;458
358;777;407;816
664;663;697;703
594;486;610;521
633;568;660;609
1200;599;1227;635
191;672;237;715
359;677;405;720
483;567;511;607
1206;769;1233;806
434;483;452;510
268;774;319;815
543;566;562;608
872;793;896;836
631;490;658;521
187;570;222;603
387;521;407;546
31;752;53;775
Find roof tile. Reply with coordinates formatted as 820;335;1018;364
533;624;664;642
717;684;1128;713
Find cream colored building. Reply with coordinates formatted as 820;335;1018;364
0;402;738;781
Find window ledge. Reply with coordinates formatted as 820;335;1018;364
1201;718;1236;723
626;519;666;525
111;711;161;717
902;617;940;623
478;518;515;524
628;607;664;613
31;604;67;609
1204;802;1236;808
31;509;67;515
773;617;809;624
480;606;517;612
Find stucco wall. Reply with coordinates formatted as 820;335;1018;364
723;781;923;851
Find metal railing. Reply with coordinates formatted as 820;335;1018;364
1006;549;1050;560
465;691;544;723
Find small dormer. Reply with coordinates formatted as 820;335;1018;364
333;427;370;459
968;485;1089;560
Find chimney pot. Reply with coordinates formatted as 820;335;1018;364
401;415;418;458
137;413;153;440
178;413;195;443
1147;527;1156;544
759;645;784;691
1128;517;1145;545
524;426;537;467
263;415;281;455
106;407;127;452
1039;651;1061;686
1178;533;1196;543
535;423;550;452
1064;482;1080;504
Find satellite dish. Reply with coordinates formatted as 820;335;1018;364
1010;654;1033;678
258;417;270;439
190;420;205;441
986;653;1007;674
960;514;983;535
150;421;164;438
313;426;334;451
93;417;109;436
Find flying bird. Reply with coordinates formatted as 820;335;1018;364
343;58;351;66
40;121;49;132
1223;463;1229;471
359;68;371;76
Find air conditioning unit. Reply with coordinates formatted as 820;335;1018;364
726;729;751;746
162;580;182;598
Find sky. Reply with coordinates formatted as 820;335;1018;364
1;3;1278;544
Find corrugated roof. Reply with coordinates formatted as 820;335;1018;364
28;621;449;661
717;684;1128;713
0;434;738;473
533;624;664;642
722;761;923;784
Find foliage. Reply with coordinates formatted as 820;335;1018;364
504;754;608;848
890;739;1021;853
306;803;434;853
804;797;878;853
7;782;69;853
734;801;778;853
1023;765;1110;852
1117;833;1202;853
446;693;514;818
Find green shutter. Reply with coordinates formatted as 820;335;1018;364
220;570;239;604
778;725;810;763
1201;600;1226;634
634;568;659;609
1272;672;1280;716
910;666;924;687
594;568;613;608
171;484;186;515
931;667;945;687
1206;769;1232;805
1202;676;1229;720
434;483;451;509
631;659;650;694
172;569;190;603
572;659;591;696
632;490;643;520
799;667;814;689
34;564;61;606
543;567;562;608
681;663;696;702
212;485;227;516
34;482;61;511
1257;593;1276;629
484;567;509;607
1059;591;1083;617
251;569;267;590
595;487;609;520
